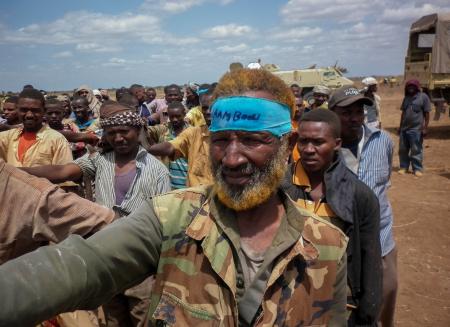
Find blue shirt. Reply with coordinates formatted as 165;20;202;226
167;124;189;189
75;118;96;132
139;103;151;119
342;125;395;256
400;92;431;130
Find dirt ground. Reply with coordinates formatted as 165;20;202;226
375;84;450;326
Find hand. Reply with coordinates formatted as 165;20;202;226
422;127;428;137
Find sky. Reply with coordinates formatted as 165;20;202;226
0;0;449;91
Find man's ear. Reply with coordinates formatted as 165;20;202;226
287;131;298;153
335;137;342;151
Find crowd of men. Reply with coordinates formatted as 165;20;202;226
0;68;432;327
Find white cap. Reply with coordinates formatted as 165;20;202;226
93;89;101;96
362;77;378;86
312;85;331;95
247;62;262;69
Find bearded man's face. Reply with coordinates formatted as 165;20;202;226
210;130;290;211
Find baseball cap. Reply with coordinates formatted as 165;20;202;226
328;85;373;109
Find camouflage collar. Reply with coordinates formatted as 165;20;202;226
184;187;320;284
185;187;320;258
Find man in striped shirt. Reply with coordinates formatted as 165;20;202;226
330;86;397;327
22;101;171;327
146;101;190;189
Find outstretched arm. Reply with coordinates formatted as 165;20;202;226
58;130;100;145
0;161;115;264
21;163;83;183
0;199;162;326
148;141;175;159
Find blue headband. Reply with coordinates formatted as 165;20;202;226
197;88;209;95
209;96;292;137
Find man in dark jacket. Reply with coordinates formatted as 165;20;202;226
282;108;382;326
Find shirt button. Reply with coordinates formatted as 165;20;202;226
237;277;244;289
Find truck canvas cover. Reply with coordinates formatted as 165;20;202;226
410;13;450;73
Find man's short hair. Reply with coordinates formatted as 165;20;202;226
167;101;185;112
18;89;45;107
164;84;181;94
299;108;341;138
146;87;156;93
71;95;89;106
118;93;138;110
129;84;143;91
213;69;295;117
45;98;63;109
116;87;130;101
4;96;18;104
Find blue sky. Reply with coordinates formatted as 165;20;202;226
0;0;449;91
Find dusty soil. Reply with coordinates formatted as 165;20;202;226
375;84;450;326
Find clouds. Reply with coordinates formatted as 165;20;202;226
52;51;73;58
217;43;249;53
0;0;448;91
271;27;322;41
380;3;450;23
75;43;122;53
280;0;450;26
203;24;253;38
280;0;374;23
141;0;234;13
0;11;196;52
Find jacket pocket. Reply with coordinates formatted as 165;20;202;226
152;292;221;327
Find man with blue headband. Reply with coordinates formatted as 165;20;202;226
0;69;348;326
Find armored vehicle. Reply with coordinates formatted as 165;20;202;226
229;62;353;95
262;64;353;95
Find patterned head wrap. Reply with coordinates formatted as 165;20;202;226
99;101;143;128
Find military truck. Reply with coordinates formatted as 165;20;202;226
404;13;450;116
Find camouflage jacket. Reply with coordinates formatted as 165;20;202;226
149;186;348;326
0;186;347;327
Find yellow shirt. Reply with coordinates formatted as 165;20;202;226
185;106;206;127
310;101;329;110
292;161;336;218
169;125;213;187
0;125;73;167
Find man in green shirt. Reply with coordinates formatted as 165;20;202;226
0;69;348;326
